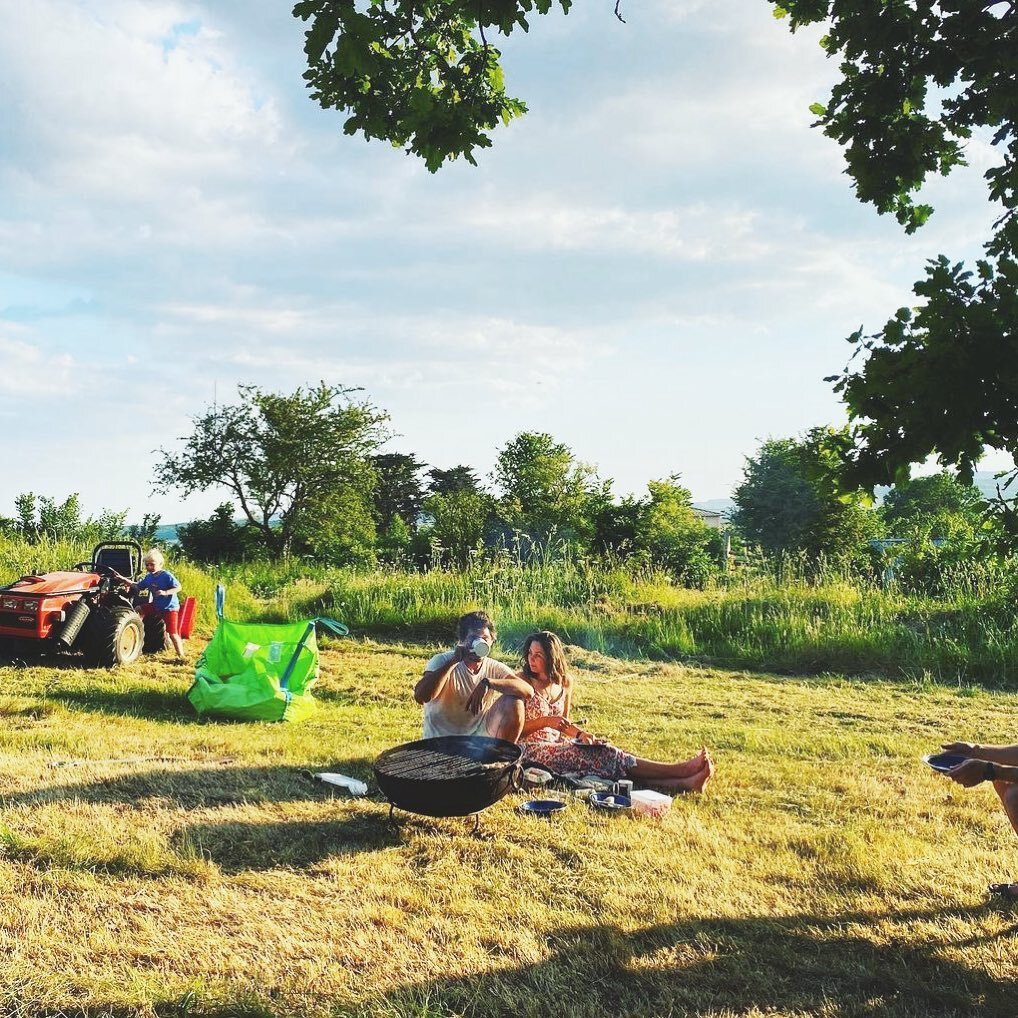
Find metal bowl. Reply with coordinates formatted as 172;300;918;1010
373;735;523;817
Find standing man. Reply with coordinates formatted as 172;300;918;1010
414;610;532;741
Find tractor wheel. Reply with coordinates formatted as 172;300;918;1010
143;613;167;654
82;607;144;668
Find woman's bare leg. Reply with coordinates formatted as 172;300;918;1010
627;750;714;791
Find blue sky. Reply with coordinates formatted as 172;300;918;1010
0;0;1006;524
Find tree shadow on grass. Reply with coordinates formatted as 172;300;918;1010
55;905;1018;1018
47;684;200;723
4;762;376;810
175;810;402;871
337;907;1018;1018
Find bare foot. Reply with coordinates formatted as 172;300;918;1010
671;747;710;778
657;755;714;793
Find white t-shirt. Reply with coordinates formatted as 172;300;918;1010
422;650;518;738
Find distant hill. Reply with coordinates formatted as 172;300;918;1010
154;523;180;544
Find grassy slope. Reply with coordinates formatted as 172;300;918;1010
1;635;1017;1018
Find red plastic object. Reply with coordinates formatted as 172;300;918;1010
178;596;197;640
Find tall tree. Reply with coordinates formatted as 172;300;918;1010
492;431;611;550
422;490;494;568
428;465;485;497
633;477;722;586
155;382;389;562
177;503;261;564
371;452;428;533
731;428;880;563
882;472;987;542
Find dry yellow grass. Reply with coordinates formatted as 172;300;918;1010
0;637;1016;1017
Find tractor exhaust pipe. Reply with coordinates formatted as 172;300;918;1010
55;599;91;648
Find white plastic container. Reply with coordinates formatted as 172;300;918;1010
629;789;673;818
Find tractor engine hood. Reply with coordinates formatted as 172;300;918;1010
4;572;101;596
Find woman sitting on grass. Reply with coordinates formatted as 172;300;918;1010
517;630;714;791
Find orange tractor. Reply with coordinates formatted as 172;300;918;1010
0;541;194;668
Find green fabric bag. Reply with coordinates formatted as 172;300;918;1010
187;618;330;723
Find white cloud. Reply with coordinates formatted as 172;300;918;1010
463;197;766;260
0;334;79;396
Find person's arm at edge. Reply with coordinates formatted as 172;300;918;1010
485;663;534;700
942;741;1018;769
521;714;585;739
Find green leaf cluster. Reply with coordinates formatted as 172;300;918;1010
775;0;1018;488
0;493;127;546
731;427;880;565
294;0;570;170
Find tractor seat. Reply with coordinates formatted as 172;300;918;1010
94;547;137;577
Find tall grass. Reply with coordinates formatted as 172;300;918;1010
214;549;1018;688
5;533;1016;686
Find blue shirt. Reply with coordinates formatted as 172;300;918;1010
137;569;180;611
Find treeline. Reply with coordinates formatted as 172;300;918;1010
156;386;1018;593
4;384;1015;592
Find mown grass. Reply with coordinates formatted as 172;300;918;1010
1;633;1017;1017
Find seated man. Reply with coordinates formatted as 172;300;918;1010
414;610;532;741
944;738;1018;898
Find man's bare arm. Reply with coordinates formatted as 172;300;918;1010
413;648;464;704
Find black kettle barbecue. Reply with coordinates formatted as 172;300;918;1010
373;735;523;828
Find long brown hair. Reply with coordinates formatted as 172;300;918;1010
520;631;570;690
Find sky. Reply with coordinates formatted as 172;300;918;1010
0;0;1008;525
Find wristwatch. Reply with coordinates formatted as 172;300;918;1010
984;761;997;781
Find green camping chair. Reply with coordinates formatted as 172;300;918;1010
187;586;348;722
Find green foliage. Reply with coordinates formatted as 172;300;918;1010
770;0;1018;490
882;472;987;542
492;431;612;552
214;542;1018;686
293;0;571;170
376;513;415;567
421;489;493;568
632;477;722;586
1;492;126;545
731;428;881;565
126;513;162;547
176;503;263;564
427;463;484;496
370;452;427;535
155;382;389;564
832;255;1018;490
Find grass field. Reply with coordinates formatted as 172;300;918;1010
1;627;1017;1018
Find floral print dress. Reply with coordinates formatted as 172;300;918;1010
521;690;635;780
